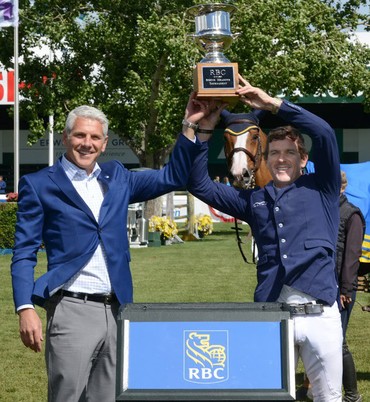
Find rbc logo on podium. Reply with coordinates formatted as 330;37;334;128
184;330;229;384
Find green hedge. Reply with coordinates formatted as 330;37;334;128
0;203;17;249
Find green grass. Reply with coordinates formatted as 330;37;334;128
1;223;369;401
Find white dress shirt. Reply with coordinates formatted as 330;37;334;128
60;156;112;294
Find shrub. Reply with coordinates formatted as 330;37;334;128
0;203;17;249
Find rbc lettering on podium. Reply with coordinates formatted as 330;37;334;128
184;330;229;384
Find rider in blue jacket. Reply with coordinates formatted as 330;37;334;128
187;77;343;402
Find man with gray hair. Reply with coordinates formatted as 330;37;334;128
11;95;206;402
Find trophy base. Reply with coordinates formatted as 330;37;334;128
194;62;239;105
195;91;239;106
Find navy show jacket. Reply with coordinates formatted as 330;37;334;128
188;101;341;305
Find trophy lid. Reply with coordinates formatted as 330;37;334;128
186;3;237;18
187;5;236;41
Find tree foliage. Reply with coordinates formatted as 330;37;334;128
0;0;369;168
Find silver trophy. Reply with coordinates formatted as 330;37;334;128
187;3;240;102
187;3;239;63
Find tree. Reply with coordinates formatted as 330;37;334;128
230;0;370;107
0;0;369;167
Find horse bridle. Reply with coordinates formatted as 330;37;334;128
224;119;264;189
224;119;262;263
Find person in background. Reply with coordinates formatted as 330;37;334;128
188;76;343;401
222;176;231;186
335;171;364;402
0;175;6;194
213;175;220;182
11;93;208;402
297;170;365;402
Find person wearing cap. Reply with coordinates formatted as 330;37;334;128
187;77;343;401
11;94;206;402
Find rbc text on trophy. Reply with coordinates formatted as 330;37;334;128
187;3;239;103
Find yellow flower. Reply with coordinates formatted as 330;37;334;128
196;214;213;236
149;216;178;239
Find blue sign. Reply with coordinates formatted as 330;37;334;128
126;321;282;390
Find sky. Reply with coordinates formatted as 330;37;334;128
354;31;370;47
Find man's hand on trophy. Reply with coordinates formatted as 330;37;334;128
184;92;213;123
182;92;206;140
196;98;227;142
199;98;226;128
236;75;282;114
183;92;226;141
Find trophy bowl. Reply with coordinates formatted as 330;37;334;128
187;3;238;63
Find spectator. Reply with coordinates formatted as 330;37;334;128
0;175;6;194
337;171;365;402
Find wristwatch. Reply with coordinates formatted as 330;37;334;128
182;119;199;131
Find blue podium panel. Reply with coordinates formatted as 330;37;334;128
116;303;295;401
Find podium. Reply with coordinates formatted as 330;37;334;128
116;303;295;401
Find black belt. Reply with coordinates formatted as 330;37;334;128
283;302;324;316
56;290;117;305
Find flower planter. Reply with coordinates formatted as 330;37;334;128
148;231;161;247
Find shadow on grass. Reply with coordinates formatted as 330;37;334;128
215;230;248;236
297;371;370;382
296;372;304;382
200;236;236;242
358;371;370;381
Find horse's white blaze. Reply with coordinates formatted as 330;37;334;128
230;132;250;178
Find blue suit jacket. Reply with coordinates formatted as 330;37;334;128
12;134;201;308
188;101;341;305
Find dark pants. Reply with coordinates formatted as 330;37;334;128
341;291;361;401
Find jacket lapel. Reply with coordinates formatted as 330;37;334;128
265;182;277;201
97;167;113;224
48;159;96;221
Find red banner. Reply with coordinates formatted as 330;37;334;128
0;69;14;104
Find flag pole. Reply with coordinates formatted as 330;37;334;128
13;16;19;192
48;47;54;166
49;113;54;166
